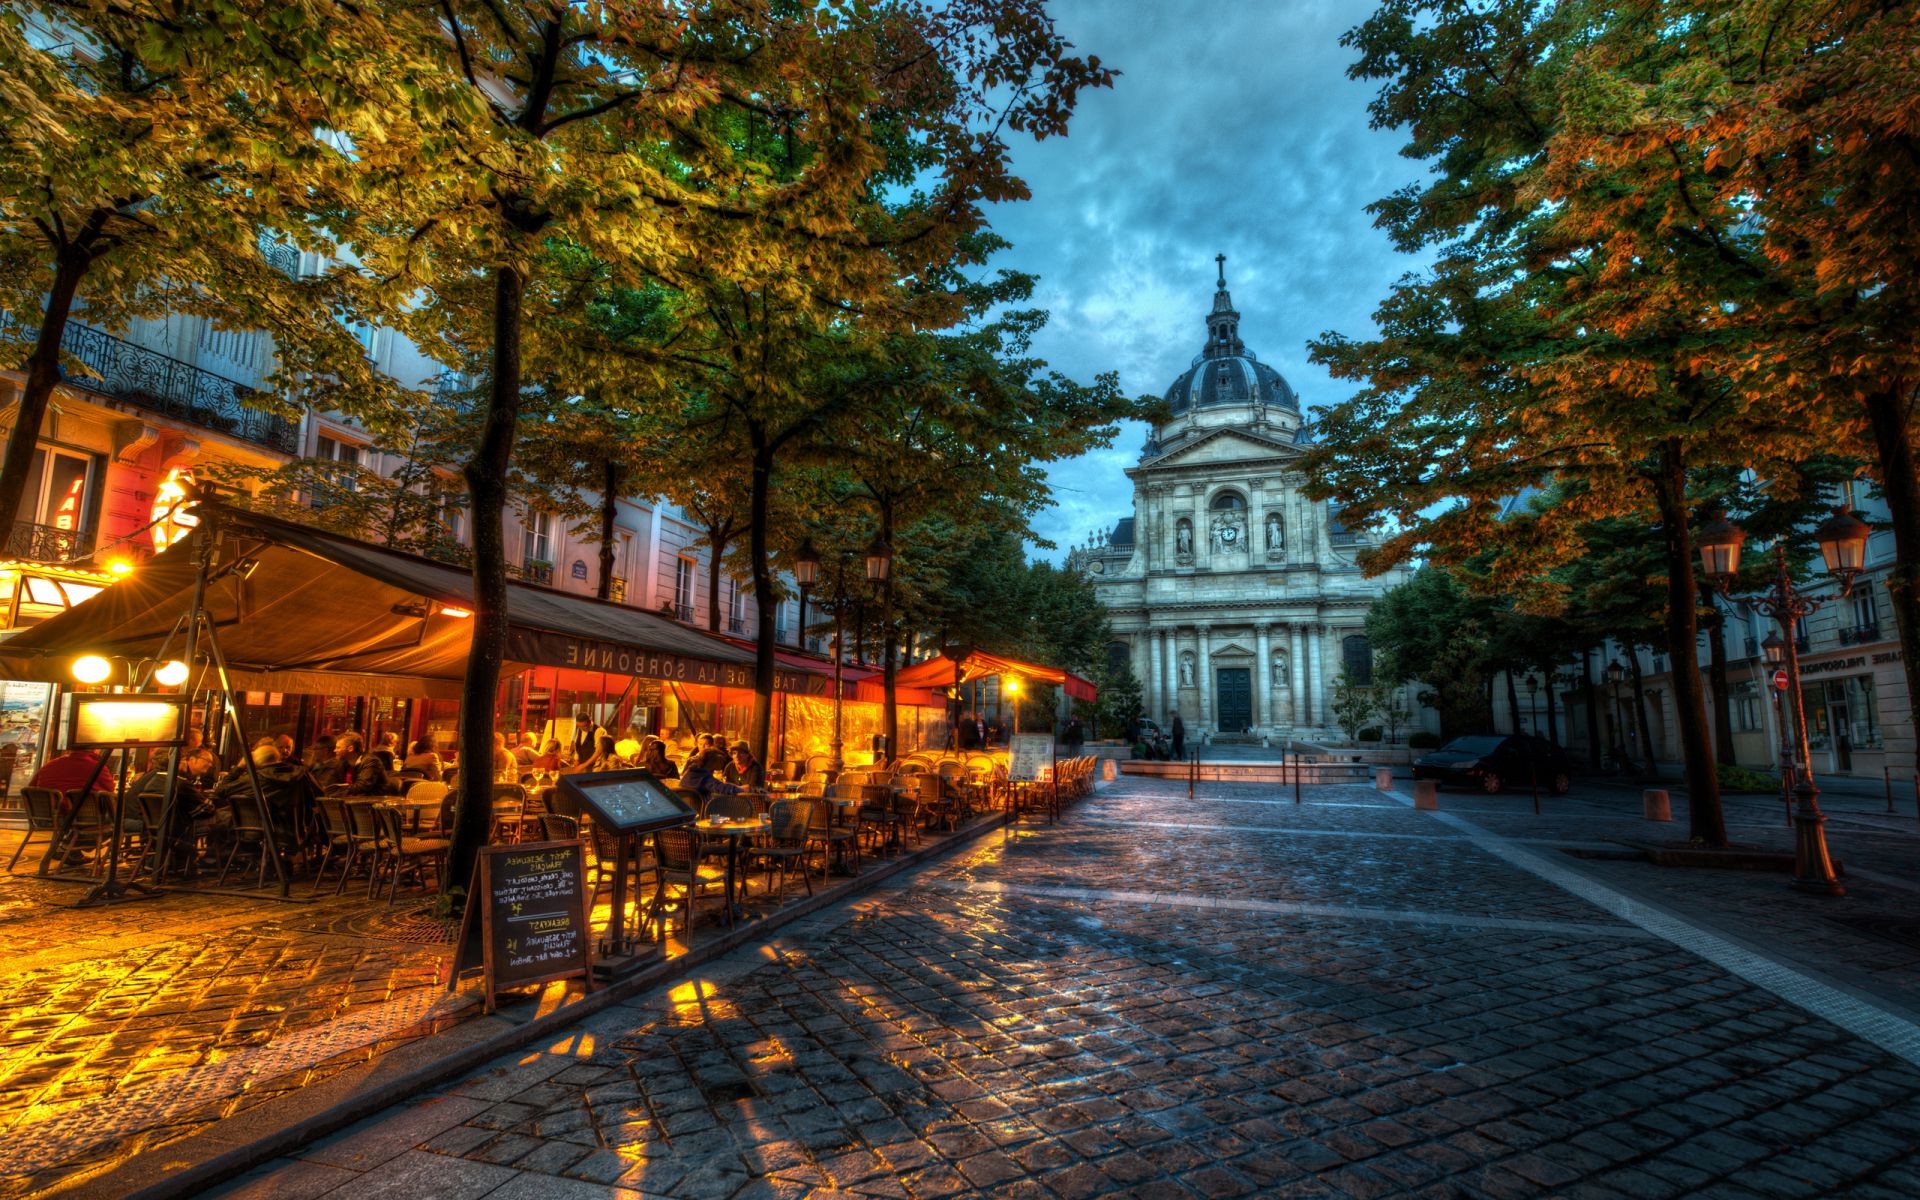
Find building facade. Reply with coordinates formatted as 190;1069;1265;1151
1069;263;1416;741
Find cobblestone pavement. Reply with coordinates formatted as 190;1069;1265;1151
220;778;1920;1199
0;846;468;1199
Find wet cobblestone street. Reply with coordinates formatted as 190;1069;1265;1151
219;777;1920;1199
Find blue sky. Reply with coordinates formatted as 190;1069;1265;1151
991;0;1420;560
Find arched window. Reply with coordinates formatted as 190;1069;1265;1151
1210;491;1246;511
1342;635;1373;686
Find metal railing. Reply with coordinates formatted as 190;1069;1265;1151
507;560;553;586
728;616;746;634
5;521;95;564
675;602;695;623
1838;623;1882;646
38;320;298;453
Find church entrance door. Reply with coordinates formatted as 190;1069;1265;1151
1216;668;1252;732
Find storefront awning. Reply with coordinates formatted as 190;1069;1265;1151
0;504;778;699
895;647;1098;702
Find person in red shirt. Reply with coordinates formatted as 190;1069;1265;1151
31;747;104;799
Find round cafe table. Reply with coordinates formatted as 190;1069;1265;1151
694;816;770;921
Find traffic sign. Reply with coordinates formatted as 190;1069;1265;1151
1772;669;1789;691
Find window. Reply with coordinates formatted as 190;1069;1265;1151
521;511;553;566
1342;634;1372;686
1210;491;1246;510
728;579;745;633
674;556;695;620
315;435;365;494
347;320;384;362
1732;680;1762;732
16;448;93;532
1853;591;1878;632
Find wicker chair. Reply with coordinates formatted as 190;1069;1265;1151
650;827;731;935
310;798;357;894
757;799;816;900
337;800;385;896
810;794;860;875
373;804;450;906
539;813;579;840
58;791;116;875
489;783;526;843
9;786;62;871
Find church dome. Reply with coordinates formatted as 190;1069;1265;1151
1162;257;1299;417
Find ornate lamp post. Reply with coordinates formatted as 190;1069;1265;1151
1524;672;1540;735
1697;507;1871;895
1761;630;1795;827
1523;672;1542;813
864;536;893;761
793;539;819;651
1605;658;1631;771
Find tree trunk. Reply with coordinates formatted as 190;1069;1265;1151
1545;672;1560;745
1864;382;1920;786
1649;439;1726;845
0;247;90;538
879;501;897;760
596;459;619;602
1582;647;1603;770
746;442;777;769
1704;593;1735;764
707;542;724;632
1628;650;1658;780
448;264;525;891
1504;670;1522;735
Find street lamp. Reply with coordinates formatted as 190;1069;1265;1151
1760;629;1794;826
793;538;819;650
1698;506;1872;895
1524;672;1540;734
1604;658;1631;772
865;537;893;585
1523;672;1542;814
1005;677;1023;738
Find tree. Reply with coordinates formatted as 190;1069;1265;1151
1366;567;1497;740
1329;665;1382;743
0;2;400;540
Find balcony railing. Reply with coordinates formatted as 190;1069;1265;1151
773;624;788;645
29;319;300;454
675;602;695;623
6;521;95;564
728;616;746;634
1838;623;1882;646
507;560;553;586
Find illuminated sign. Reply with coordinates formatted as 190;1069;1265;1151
150;468;199;551
53;476;84;532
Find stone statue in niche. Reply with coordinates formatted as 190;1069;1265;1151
1265;512;1285;558
1271;649;1288;688
1179;651;1195;688
1174;518;1194;564
1209;511;1245;554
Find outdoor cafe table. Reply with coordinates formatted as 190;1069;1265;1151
693;815;769;920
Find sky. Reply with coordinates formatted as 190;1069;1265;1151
992;0;1421;561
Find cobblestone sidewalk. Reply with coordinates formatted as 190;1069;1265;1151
0;847;468;1199
218;778;1920;1199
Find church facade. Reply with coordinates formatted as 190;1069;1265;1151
1069;261;1413;740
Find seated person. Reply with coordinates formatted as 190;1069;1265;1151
566;733;625;775
307;736;347;791
371;731;402;773
213;745;317;861
490;732;518;783
725;741;764;790
678;748;741;799
514;733;538;766
531;739;564;772
402;738;444;780
32;746;104;800
638;737;678;779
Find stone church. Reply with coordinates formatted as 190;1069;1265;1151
1068;259;1412;741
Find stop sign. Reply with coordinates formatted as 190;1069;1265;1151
1772;669;1789;691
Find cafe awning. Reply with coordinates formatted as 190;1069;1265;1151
0;504;777;699
895;647;1098;702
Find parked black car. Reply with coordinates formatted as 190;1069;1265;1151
1413;734;1573;794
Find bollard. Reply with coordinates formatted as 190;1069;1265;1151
1101;758;1116;782
1413;780;1438;810
1643;788;1672;822
1375;766;1393;791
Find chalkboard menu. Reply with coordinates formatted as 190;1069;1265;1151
558;769;696;834
1008;733;1056;781
448;839;591;1012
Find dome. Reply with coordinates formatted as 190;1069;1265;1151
1162;256;1299;416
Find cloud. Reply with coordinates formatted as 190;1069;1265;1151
993;0;1420;560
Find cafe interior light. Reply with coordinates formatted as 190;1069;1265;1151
72;655;114;685
153;659;190;687
437;604;474;619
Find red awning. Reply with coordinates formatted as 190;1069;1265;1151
894;647;1097;703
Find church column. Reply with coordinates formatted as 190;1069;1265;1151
1160;629;1175;722
1306;621;1324;727
1290;624;1308;726
1146;629;1162;723
1197;624;1213;732
1255;623;1272;732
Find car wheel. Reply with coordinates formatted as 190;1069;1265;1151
1479;772;1503;795
1550;771;1572;795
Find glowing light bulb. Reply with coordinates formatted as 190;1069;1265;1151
73;655;114;684
154;659;190;687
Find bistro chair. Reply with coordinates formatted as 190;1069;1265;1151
540;813;579;840
489;783;527;843
57;791;116;875
650;827;731;936
339;800;385;896
757;798;815;900
9;786;62;871
373;804;450;906
310;798;356;895
402;781;449;834
810;794;860;876
217;789;274;889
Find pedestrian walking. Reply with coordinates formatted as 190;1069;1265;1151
1171;713;1186;759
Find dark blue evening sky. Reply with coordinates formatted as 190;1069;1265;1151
991;0;1419;561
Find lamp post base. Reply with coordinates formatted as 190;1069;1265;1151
1789;782;1845;896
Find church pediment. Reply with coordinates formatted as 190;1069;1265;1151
1141;427;1299;471
1210;639;1255;658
